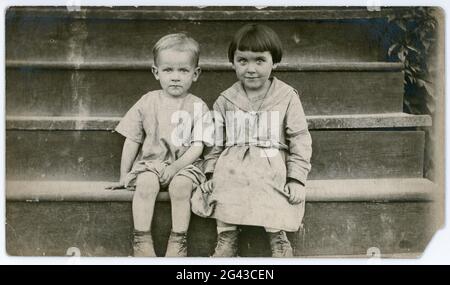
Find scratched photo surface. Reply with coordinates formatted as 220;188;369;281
5;6;445;258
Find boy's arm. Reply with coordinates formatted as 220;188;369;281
106;138;140;189
171;143;204;171
120;138;141;183
160;143;204;186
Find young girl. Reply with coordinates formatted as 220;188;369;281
106;33;214;257
200;24;312;257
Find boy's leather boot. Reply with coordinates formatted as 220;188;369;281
268;231;293;257
212;230;239;257
133;230;156;257
165;231;188;257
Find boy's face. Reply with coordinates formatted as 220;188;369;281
232;50;276;92
152;49;200;97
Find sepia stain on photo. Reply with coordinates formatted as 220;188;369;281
4;6;445;258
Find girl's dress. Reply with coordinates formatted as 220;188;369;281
115;90;214;188
202;77;312;231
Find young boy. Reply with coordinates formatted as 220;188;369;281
106;33;214;257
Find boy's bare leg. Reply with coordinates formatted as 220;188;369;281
168;176;194;233
133;172;160;231
165;176;193;257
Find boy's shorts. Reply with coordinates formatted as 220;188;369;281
124;160;206;190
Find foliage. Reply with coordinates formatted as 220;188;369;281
387;7;438;115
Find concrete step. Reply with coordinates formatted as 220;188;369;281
6;129;425;181
5;178;438;257
7;6;409;20
6;113;432;130
6;7;398;63
6;62;404;116
6;179;437;202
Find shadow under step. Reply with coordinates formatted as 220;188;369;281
6;178;438;257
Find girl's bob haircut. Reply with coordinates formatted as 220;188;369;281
228;24;283;64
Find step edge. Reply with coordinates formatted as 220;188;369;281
6;60;404;71
300;252;423;259
5;114;433;131
5;178;437;202
6;7;405;21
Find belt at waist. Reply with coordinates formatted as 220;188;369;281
226;140;288;150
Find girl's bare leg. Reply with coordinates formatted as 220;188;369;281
213;220;239;257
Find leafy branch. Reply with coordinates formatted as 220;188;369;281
387;7;438;115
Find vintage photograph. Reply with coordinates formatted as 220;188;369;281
4;6;445;258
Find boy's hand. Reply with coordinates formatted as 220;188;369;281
285;181;306;204
105;181;126;190
199;179;214;194
160;165;179;187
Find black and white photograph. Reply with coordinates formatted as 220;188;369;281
3;3;446;261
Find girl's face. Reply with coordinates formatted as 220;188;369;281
232;50;276;92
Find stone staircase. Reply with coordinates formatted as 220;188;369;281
5;6;438;257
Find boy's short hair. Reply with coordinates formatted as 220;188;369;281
152;33;200;67
228;24;283;64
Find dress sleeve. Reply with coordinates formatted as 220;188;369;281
284;90;312;185
115;96;145;144
191;102;215;147
202;97;227;174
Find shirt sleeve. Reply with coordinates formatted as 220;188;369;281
202;98;226;174
284;90;312;185
191;102;215;147
115;96;145;144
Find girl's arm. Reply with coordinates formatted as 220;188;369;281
285;91;312;187
284;91;312;204
106;138;140;189
202;99;226;177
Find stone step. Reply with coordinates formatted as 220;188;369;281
6;113;432;130
6;7;398;63
6;130;425;181
7;6;408;20
5;178;437;257
6;62;404;116
6;179;437;202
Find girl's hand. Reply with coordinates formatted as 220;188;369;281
285;181;306;204
105;181;126;190
199;180;214;194
160;165;179;187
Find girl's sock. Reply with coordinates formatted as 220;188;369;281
217;226;237;234
264;227;281;233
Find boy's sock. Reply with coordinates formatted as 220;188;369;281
165;231;188;257
217;226;237;234
133;230;156;257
